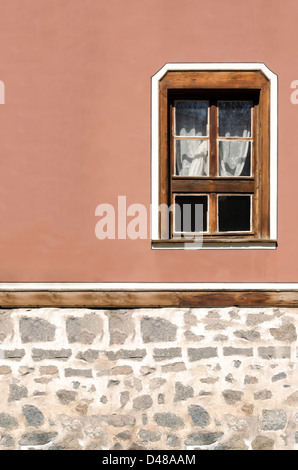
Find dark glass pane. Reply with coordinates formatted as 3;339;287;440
218;195;251;232
175;101;208;137
218;101;252;137
174;195;208;232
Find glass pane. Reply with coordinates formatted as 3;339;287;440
218;195;251;232
218;101;252;137
175;139;208;176
218;140;251;176
175;195;208;232
175;101;208;136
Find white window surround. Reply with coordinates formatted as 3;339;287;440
151;62;278;249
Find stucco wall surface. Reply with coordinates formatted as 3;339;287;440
0;0;298;283
0;307;296;450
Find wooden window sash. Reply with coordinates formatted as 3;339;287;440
159;70;270;243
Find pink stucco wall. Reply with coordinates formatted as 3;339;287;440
0;0;296;282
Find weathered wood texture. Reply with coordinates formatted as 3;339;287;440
160;71;268;90
0;290;298;308
172;179;255;194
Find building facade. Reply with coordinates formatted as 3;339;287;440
0;0;297;451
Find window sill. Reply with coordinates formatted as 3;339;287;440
151;239;278;250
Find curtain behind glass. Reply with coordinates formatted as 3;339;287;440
219;130;251;177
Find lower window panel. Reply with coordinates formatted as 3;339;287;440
173;193;252;236
174;195;208;233
218;195;251;232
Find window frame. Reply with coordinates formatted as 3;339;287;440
151;63;278;249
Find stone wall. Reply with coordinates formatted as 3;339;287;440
0;306;297;450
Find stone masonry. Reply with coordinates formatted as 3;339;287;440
0;307;297;450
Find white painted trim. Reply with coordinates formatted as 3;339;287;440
151;62;278;247
0;282;296;291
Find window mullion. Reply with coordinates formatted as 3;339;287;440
209;101;218;233
209;100;217;178
209;193;217;234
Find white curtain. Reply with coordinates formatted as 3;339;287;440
178;140;208;176
219;130;250;177
177;132;250;177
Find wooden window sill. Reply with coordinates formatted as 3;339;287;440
151;239;278;249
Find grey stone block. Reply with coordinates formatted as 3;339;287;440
253;389;272;400
32;348;72;361
153;347;182;361
188;347;218;362
271;372;287;382
56;389;77;405
66;314;103;344
1;349;25;361
233;329;261;341
0;434;15;448
8;384;28;402
138;429;161;442
105;349;146;361
251;435;275;450
19;317;56;343
185;432;224;446
223;347;253;356
19;432;58;446
258;346;291;360
269;323;297;342
133;394;153;410
108;312;135;345
153;413;184;428
64;368;93;378
116;431;132;440
246;313;273;327
259;409;287;431
244;375;258;384
102;414;136;427
0;312;13;342
141;317;177;343
174;382;194;402
22;405;44;427
188;405;210;427
76;349;99;362
222;389;243;405
120;391;130;408
0;413;18;428
166;434;181;447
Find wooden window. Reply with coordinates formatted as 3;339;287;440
152;67;277;248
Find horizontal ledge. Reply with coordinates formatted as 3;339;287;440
160;71;269;89
152;239;277;249
0;282;295;291
171;178;255;193
0;290;298;308
172;177;254;180
172;137;253;142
